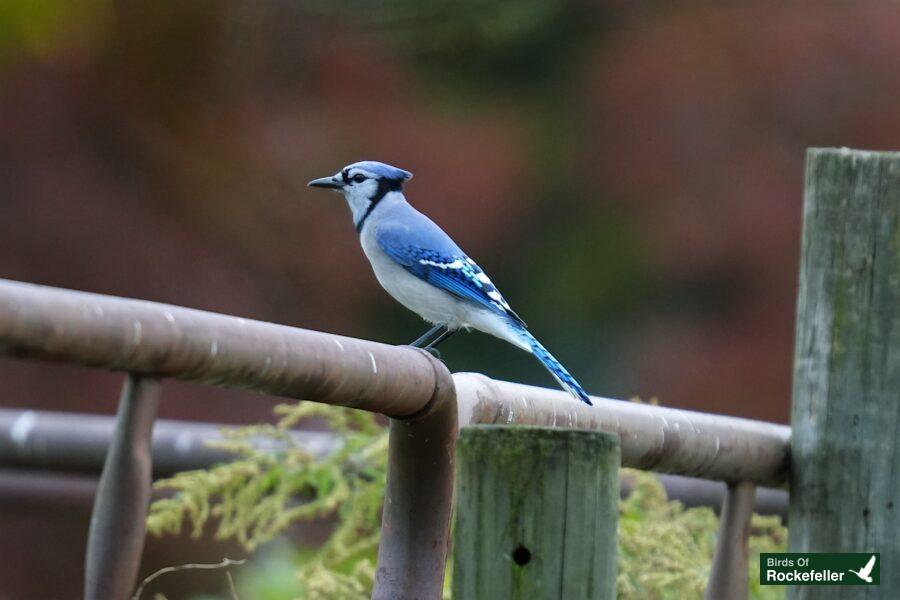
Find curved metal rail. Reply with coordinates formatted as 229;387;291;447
0;278;789;599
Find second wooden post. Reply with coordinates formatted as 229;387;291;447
789;148;900;597
453;425;620;599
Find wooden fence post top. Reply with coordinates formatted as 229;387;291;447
455;425;620;600
458;424;620;454
459;423;621;439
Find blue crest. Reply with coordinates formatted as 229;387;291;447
345;161;413;183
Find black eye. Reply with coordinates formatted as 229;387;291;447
352;174;366;183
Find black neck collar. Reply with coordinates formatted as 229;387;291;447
356;179;402;234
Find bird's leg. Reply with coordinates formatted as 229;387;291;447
425;329;455;349
422;329;456;360
409;324;445;348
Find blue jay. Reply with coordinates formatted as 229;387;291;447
308;160;591;404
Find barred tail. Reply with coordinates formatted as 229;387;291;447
514;327;592;405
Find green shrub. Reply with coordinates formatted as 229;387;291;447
618;469;785;600
148;403;786;599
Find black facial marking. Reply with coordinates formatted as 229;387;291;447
342;169;350;183
356;178;404;234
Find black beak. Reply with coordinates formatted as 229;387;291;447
307;176;343;190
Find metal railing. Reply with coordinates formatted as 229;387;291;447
0;407;789;515
0;277;790;599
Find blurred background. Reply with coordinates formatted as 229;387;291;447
1;1;899;597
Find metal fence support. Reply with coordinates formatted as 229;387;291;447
0;279;442;417
0;279;790;485
705;481;755;600
373;351;458;600
455;374;790;486
84;374;160;600
0;408;337;476
789;148;900;598
0;276;797;599
0;408;790;516
642;474;786;518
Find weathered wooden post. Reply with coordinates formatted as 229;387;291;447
789;148;900;597
453;425;619;599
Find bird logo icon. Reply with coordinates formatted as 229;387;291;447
848;554;877;583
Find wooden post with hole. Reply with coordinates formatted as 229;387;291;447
789;148;900;598
453;425;619;599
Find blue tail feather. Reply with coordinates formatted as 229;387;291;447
513;326;592;405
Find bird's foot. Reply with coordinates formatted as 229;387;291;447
424;347;442;361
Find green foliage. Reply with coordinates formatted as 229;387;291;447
148;404;786;599
618;469;786;600
147;403;388;598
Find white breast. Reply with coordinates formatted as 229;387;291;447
360;224;464;326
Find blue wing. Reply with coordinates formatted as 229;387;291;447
376;218;525;326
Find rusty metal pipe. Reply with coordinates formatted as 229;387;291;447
0;408;337;476
455;374;790;485
0;409;789;515
84;375;160;600
705;481;756;600
0;278;798;600
0;279;439;417
0;280;789;485
373;351;457;600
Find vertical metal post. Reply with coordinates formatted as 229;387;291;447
84;375;161;600
372;356;457;600
705;481;755;600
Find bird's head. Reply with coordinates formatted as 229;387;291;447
308;161;413;227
